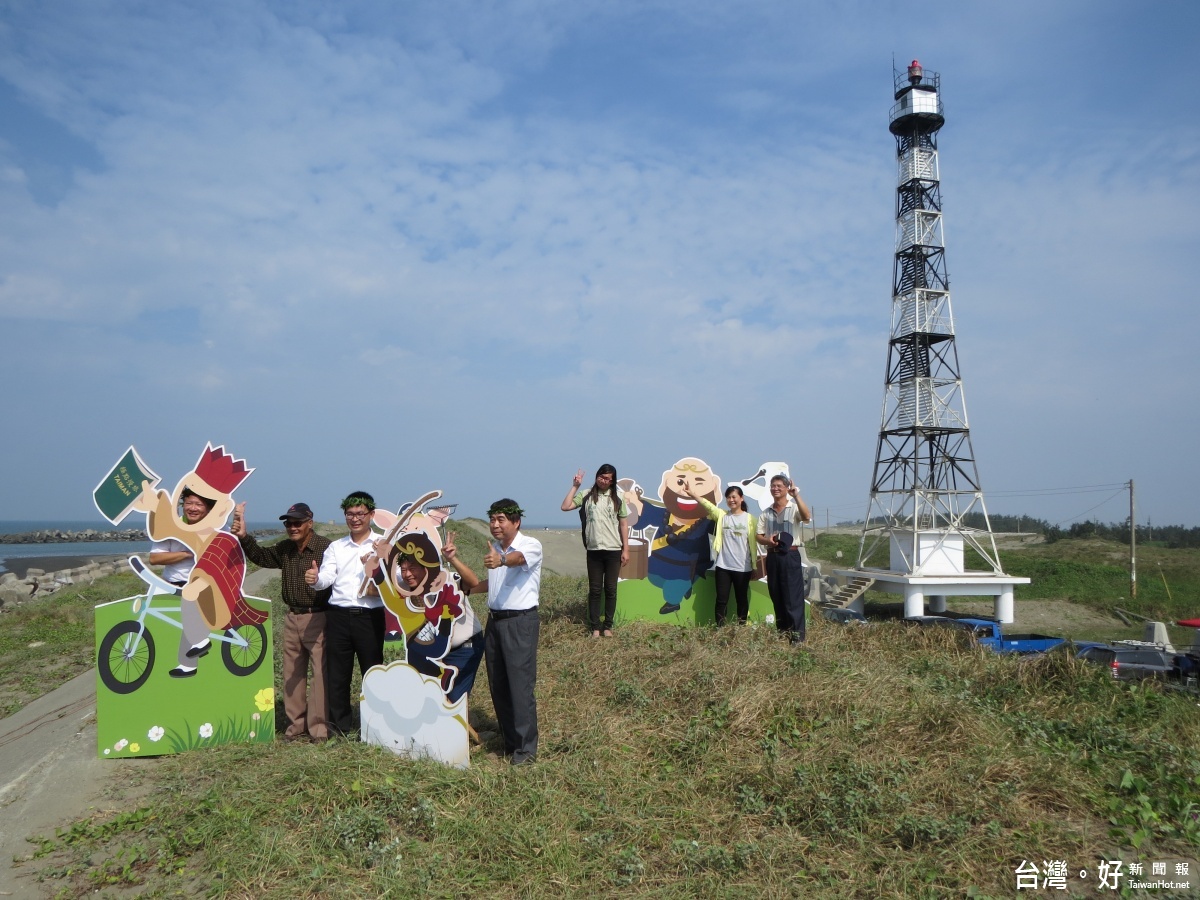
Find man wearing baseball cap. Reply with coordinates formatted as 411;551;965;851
232;501;332;741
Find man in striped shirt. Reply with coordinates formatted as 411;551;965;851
756;475;812;643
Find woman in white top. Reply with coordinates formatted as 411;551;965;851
686;483;758;626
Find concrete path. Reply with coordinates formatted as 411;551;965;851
0;668;104;896
0;566;277;897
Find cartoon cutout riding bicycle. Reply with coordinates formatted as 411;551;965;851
97;554;270;694
125;444;266;679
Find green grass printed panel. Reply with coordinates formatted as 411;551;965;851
93;595;275;758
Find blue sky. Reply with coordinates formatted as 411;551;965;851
0;0;1196;529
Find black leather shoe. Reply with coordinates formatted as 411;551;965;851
185;639;211;659
169;666;197;678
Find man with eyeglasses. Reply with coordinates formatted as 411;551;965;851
232;501;332;742
304;491;383;738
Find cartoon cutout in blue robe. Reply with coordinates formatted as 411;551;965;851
624;457;720;615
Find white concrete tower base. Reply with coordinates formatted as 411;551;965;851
837;569;1030;624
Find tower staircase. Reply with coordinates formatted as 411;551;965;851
819;574;876;612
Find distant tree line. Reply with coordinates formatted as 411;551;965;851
850;513;1200;549
1042;519;1200;549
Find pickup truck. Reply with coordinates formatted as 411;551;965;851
908;616;1067;654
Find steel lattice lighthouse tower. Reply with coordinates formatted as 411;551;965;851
834;60;1028;622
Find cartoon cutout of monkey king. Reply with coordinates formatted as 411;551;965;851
363;492;474;697
133;444;264;677
626;457;720;615
371;530;471;694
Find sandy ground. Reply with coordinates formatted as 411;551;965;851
460;523;587;578
954;598;1125;633
861;597;1129;634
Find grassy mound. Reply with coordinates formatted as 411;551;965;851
24;525;1200;897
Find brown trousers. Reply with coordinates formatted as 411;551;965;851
283;609;328;739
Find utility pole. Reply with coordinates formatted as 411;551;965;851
1129;479;1136;600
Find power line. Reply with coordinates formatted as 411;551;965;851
820;481;1134;524
986;483;1128;497
1049;487;1130;528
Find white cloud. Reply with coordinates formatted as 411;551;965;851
0;1;1196;527
360;661;469;768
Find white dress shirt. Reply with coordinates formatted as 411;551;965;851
486;531;543;611
152;538;194;584
314;533;382;609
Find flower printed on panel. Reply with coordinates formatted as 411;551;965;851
129;743;140;753
148;725;165;742
199;723;214;739
114;738;128;751
254;688;274;713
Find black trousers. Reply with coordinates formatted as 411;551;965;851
713;566;753;625
324;605;385;735
765;549;806;641
585;549;621;631
485;608;539;763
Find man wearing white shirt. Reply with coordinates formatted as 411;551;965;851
444;498;542;765
305;490;383;737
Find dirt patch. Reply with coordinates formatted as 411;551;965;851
952;599;1123;634
859;597;1200;646
860;597;1140;642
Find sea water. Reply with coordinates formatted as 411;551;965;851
0;520;281;575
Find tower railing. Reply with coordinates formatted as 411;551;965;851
889;100;944;128
893;68;940;94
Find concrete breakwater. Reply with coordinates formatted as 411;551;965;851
0;557;130;610
0;528;283;610
2;528;146;544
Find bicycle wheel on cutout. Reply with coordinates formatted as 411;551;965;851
221;622;267;676
98;620;156;694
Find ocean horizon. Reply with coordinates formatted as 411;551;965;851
0;520;280;576
0;520;578;535
0;519;286;534
0;520;577;575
